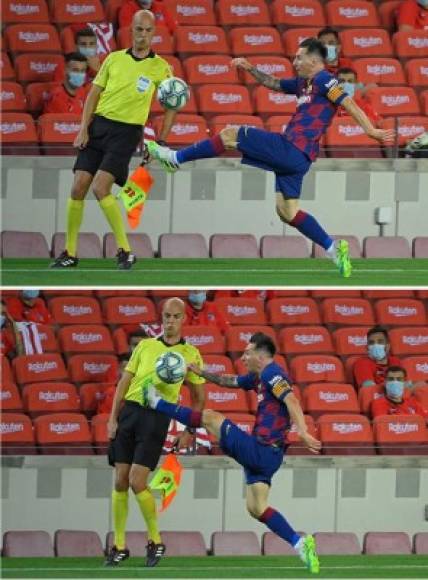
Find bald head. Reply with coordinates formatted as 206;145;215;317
132;9;155;53
163;298;185;315
133;9;155;26
162;298;185;342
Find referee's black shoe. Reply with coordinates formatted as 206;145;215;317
145;540;166;567
104;546;130;566
116;248;137;270
50;250;79;268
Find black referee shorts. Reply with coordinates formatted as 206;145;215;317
74;115;142;186
108;401;170;470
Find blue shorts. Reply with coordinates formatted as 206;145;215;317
237;126;311;199
220;419;284;485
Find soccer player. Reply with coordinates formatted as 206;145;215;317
144;332;322;574
148;38;395;278
51;10;176;270
105;298;205;567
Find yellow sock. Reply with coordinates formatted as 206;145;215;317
99;194;130;252
112;490;129;550
135;489;161;544
65;199;84;257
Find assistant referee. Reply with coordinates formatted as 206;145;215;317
105;298;205;568
51;10;175;270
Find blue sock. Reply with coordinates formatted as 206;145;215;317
259;507;300;547
176;135;225;164
289;210;333;251
156;399;202;427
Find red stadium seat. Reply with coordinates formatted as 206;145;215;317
105;0;122;24
36;324;59;352
393;30;428;59
215;298;267;325
380;116;428;147
103;232;154;258
271;0;325;27
363;236;411;258
321;298;374;327
5;24;61;54
2;531;53;556
68;354;118;384
378;0;400;30
333;326;369;357
240;56;293;85
175;26;229;55
49;296;102;324
282;27;322;56
325;117;382;156
79;382;114;414
0;382;22;412
153;114;208;146
314;533;361;555
279;326;333;355
102;297;156;325
52;232;102;259
421;90;428;115
202;354;235;375
23;382;80;416
286;414;317;455
14;53;65;83
389;327;428;356
413;237;428;259
211;531;260;555
364;532;412;555
2;0;49;23
311;290;362;298
205;383;250;412
326;0;379;27
402;357;428;384
267;297;321;326
162;55;184;79
216;0;271;26
340;29;393;57
153;531;207;556
105;531;147;555
174;0;216;25
226;325;277;357
1;355;15;386
353;58;405;86
317;413;374;455
290;355;345;384
363;290;414;299
210;234;259;258
158;233;209;258
117;25;174;53
210;114;264;134
358;384;383;415
229;27;283;56
184;55;239;85
373;414;428;455
51;0;105;24
1;52;15;80
367;86;420;116
197;84;253;115
0;113;38;151
375;299;426;327
253;85;297;116
0;412;35;454
406;59;428;87
182;325;225;354
13;353;68;385
38;113;81;149
0;82;26;111
414;533;428;555
54;530;103;557
91;412;109;452
34;412;93;454
303;383;360;418
260;234;310;257
59;325;114;354
25;82;60;113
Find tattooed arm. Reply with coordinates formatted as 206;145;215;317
231;57;281;91
188;364;239;388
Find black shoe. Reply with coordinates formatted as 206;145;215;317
104;546;130;567
50;250;79;268
116;248;137;270
145;540;165;567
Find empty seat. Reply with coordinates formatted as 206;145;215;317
13;353;68;385
34;412;93;455
157;531;207;555
254;85;297;116
304;383;360;418
321;298;374;327
210;114;264;134
1;52;15;80
14;53;65;83
184;55;239;84
117;25;174;53
5;24;61;54
91;412;109;452
267;297;321;326
279;326;333;355
52;232;102;259
364;532;412;555
80;383;114;414
226;325;277;357
353;58;405;86
2;0;49;23
260;235;310;258
286;414;317;455
1;112;39;154
271;0;325;26
393;30;428;59
210;234;259;258
2;531;54;557
282;27;322;56
1;355;14;385
413;237;428;258
182;325;225;354
402;356;428;384
175;0;216;25
1;230;49;258
216;0;271;26
358;384;383;415
421;90;428;115
389;327;428;356
373;415;428;455
317;413;374;455
0;412;35;454
0;382;22;412
406;59;428;87
25;82;59;113
202;354;234;374
241;56;293;85
340;29;393;57
326;0;379;27
68;354;119;384
368;86;420;116
162;55;184;79
103;297;156;325
23;382;80;416
413;532;428;555
325;117;382;156
105;531;148;555
158;233;208;258
313;235;362;258
215;297;266;325
49;296;103;324
205;383;250;412
51;0;105;23
211;531;261;555
333;326;369;356
229;26;283;56
383;116;428;148
363;237;411;258
375;299;426;326
153;114;208;145
176;26;229;55
59;325;114;354
38;113;81;150
54;530;103;557
103;232;154;258
313;532;361;555
0;82;26;111
197;84;253;115
378;0;400;29
262;531;304;555
290;354;345;384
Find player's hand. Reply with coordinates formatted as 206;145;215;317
231;57;253;71
74;128;89;149
299;431;322;454
188;363;203;376
173;430;194;451
141;142;152;165
367;127;395;144
107;418;118;440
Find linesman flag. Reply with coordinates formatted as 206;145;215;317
149;454;183;512
118;166;154;229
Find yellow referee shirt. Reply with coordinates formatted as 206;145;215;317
93;48;172;125
125;337;205;406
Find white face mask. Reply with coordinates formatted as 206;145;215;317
326;45;338;63
368;343;387;361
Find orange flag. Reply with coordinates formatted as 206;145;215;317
149;454;183;512
118;166;154;229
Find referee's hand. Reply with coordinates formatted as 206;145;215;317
74;127;89;149
107;418;118;440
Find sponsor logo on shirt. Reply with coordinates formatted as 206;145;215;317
136;76;151;93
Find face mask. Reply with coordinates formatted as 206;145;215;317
386;380;404;399
139;0;152;7
78;46;97;58
341;81;355;98
188;292;207;307
368;343;386;361
326;45;338;63
22;290;39;300
68;71;86;88
0;315;6;328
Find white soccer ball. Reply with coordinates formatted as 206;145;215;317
157;77;190;110
155;351;187;384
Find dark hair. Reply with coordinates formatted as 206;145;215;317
337;67;357;78
299;38;327;60
75;27;97;42
250;332;276;357
367;325;389;342
317;27;340;42
65;52;88;64
386;365;407;378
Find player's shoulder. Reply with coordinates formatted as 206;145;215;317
314;69;339;89
180;340;202;358
261;361;288;385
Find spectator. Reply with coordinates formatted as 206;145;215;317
317;27;353;75
119;0;177;34
353;325;401;389
75;28;104;79
44;52;89;115
397;0;428;31
214;290;275;301
0;301;23;358
185;291;230;334
371;366;428;421
337;68;381;125
6;290;52;325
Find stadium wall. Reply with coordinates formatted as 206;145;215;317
2;456;427;545
2;157;427;248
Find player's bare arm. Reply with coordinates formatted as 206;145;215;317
74;84;104;149
107;370;133;440
188;363;239;388
284;392;322;454
174;380;206;449
158;108;177;142
341;96;395;144
231;57;281;91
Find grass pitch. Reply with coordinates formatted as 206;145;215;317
2;258;428;286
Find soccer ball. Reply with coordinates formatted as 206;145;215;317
155;351;187;384
157;77;190;111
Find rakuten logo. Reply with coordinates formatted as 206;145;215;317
0;391;12;400
244;34;274;46
227;305;256;316
1;422;24;434
334;305;364;316
54;122;80;134
49;422;81;434
403;335;428;346
285;5;314;17
1;122;26;134
198;64;229;76
118;305;148;316
333;422;363;434
419;66;428;76
19;32;49;43
367;65;396;75
339;125;365;137
319;391;349;402
382;95;410;107
1;91;15;101
63;305;92;316
39;391;69;402
307;363;336;373
10;3;40;15
408;38;428;48
415;363;428;373
388;422;419;434
172;124;199;135
348;335;367;346
28;361;58;373
189;33;218;43
30;62;58;73
72;332;102;344
204;363;226;373
208;391;237;402
294;334;323;345
388;306;417;317
399;125;425;138
212;92;242;104
256;63;286;75
66;4;95;15
83;362;111;374
353;37;382;48
231;5;260;16
177;5;206;16
185;335;214;346
269;93;296;104
339;7;368;18
280;305;310;315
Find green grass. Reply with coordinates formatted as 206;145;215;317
2;555;428;579
2;258;428;286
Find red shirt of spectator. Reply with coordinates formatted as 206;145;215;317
338;95;381;124
214;290;275;301
0;327;16;357
371;391;428;420
6;292;52;325
44;84;89;114
325;57;354;75
397;0;428;30
119;0;178;34
354;355;401;389
185;292;229;334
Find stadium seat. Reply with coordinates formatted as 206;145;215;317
176;26;229;55
117;25;174;53
364;532;412;554
1;52;15;80
413;237;428;258
0;113;39;155
358;384;383;415
363;290;415;299
184;55;239;84
0;82;26;111
182;325;225;354
0;412;35;454
216;0;271;26
158;233;209;258
285;414;317;455
1;355;14;385
326;0;379;27
58;325;114;354
262;531;306;555
1;230;49;258
34;412;93;455
290;354;345;384
105;0;122;24
211;531;261;555
403;357;428;385
421;90;428;115
102;297;156;325
368;86;420;116
80;382;114;415
241;56;293;85
260;234;310;258
68;354;118;384
373;415;428;455
215;297;267;325
313;532;361;555
202;354;235;375
393;30;428;59
226;325;277;358
267;297;321;326
49;296;103;324
321;298;375;327
25;82;59;113
413;533;428;555
103;232;154;258
317;413;375;455
332;326;369;357
271;0;325;27
363;237;412;258
352;58;405;86
155;531;208;555
210;234;259;258
5;24;61;54
91;412;109;452
278;326;334;355
375;299;426;327
23;382;80;416
254;85;297;117
340;29;393;57
282;27;322;56
313;235;362;259
229;26;283;56
325;117;382;157
0;382;22;412
303;383;360;418
381;116;428;148
389;327;428;357
38;113;81;151
175;0;216;25
205;382;250;412
51;0;105;23
105;531;150;555
378;0;400;30
153;114;208;146
54;530;103;557
197;84;253;115
14;53;65;83
311;290;362;298
13;353;69;385
36;324;59;352
406;59;428;87
210;114;264;134
2;531;54;557
1;0;49;23
51;232;102;259
162;55;184;79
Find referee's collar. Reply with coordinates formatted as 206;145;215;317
126;47;156;61
157;336;186;347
